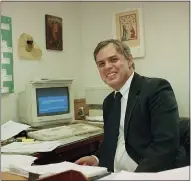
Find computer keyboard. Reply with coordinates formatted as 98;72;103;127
27;123;103;141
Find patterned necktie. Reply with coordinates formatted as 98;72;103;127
100;92;122;171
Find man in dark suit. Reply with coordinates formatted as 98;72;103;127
75;39;181;172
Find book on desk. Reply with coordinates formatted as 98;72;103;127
8;160;109;181
2;169;110;181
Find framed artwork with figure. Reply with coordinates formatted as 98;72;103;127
113;8;145;58
45;14;63;51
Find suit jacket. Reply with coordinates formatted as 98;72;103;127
96;72;180;172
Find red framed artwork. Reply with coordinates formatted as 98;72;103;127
45;14;63;51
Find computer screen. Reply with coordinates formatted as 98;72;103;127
36;87;70;117
18;79;74;127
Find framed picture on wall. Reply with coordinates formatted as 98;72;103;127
113;8;145;58
45;14;63;51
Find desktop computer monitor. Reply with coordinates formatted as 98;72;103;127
18;79;74;127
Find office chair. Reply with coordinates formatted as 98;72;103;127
179;117;190;155
177;117;190;167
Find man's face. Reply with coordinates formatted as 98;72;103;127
95;43;133;90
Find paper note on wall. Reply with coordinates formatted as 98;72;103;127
2;57;10;64
1;15;14;93
1;23;10;30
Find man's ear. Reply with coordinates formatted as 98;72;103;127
128;54;133;68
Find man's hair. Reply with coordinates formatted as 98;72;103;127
93;39;135;69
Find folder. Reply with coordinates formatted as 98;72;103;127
36;170;88;181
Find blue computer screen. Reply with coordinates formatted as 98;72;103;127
36;87;69;117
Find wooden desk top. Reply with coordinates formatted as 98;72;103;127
1;172;27;180
33;132;104;164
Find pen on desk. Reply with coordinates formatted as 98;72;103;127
16;138;35;142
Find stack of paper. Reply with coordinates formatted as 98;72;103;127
9;161;108;179
156;166;190;180
1;141;61;153
1;120;31;141
99;166;190;180
1;154;36;172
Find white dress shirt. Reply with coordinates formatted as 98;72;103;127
93;72;137;172
114;71;138;172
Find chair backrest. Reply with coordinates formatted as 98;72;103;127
179;117;190;156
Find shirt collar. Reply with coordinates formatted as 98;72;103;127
115;71;134;100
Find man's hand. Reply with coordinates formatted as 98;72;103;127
75;156;98;166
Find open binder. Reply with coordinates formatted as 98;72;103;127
8;160;109;181
35;169;110;181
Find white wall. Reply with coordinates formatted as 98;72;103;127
1;2;84;124
1;2;189;124
81;2;189;117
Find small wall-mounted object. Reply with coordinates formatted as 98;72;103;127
18;33;42;60
74;99;89;120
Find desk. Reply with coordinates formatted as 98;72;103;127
32;132;104;164
1;121;104;165
1;133;103;180
1;172;27;180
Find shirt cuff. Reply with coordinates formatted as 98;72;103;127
92;155;99;164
